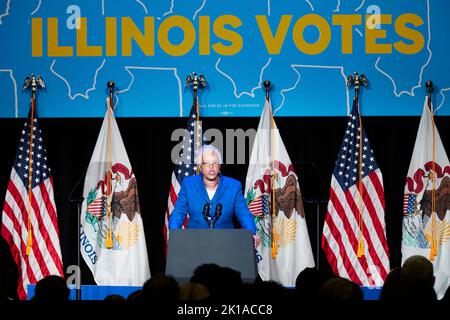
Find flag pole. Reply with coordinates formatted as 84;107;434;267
264;80;270;101
264;80;278;259
23;74;45;256
105;81;115;249
426;80;438;260
185;72;206;173
346;72;368;258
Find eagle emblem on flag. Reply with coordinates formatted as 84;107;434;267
84;163;141;250
246;162;301;250
403;165;450;249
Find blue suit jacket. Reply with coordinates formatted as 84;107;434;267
168;174;256;234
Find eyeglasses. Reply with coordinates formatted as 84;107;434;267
201;161;219;167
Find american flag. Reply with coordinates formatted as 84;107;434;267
321;99;390;287
163;99;202;253
248;195;269;217
1;112;64;300
403;194;417;214
86;196;107;218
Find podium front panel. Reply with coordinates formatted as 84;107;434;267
166;229;257;284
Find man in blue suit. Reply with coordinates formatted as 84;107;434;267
169;145;256;235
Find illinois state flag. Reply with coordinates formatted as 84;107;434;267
402;97;450;299
80;104;150;285
322;99;390;287
245;99;314;286
1;110;63;299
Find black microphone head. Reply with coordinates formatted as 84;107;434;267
202;203;210;219
213;203;223;222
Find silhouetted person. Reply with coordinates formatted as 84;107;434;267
33;275;70;301
319;277;363;301
295;267;327;301
250;280;291;301
216;266;243;300
179;282;209;300
127;289;143;300
142;274;180;301
104;294;125;300
0;237;18;300
442;286;450;302
169;145;256;234
380;267;402;301
190;264;244;300
400;255;437;301
190;263;222;299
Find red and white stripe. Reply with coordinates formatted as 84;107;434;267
163;172;190;254
1;169;64;299
163;172;180;253
322;170;390;287
87;197;104;218
248;197;264;217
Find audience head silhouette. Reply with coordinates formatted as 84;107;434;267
443;286;450;302
402;255;434;286
380;267;402;301
179;282;209;300
401;255;436;300
0;237;19;300
251;280;290;300
190;264;243;300
295;267;327;300
142;274;180;301
319;277;363;301
33;275;70;301
104;294;125;300
127;289;143;300
190;263;222;299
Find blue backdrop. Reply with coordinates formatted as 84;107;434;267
0;0;448;118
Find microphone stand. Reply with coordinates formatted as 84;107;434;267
297;161;328;269
202;203;222;229
68;167;87;301
302;198;328;269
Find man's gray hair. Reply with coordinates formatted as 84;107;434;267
195;144;223;165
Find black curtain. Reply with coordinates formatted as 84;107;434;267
1;115;449;286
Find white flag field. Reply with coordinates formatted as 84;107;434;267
402;97;450;299
80;105;150;285
245;99;314;286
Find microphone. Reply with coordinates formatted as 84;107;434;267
211;203;222;228
202;203;212;228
